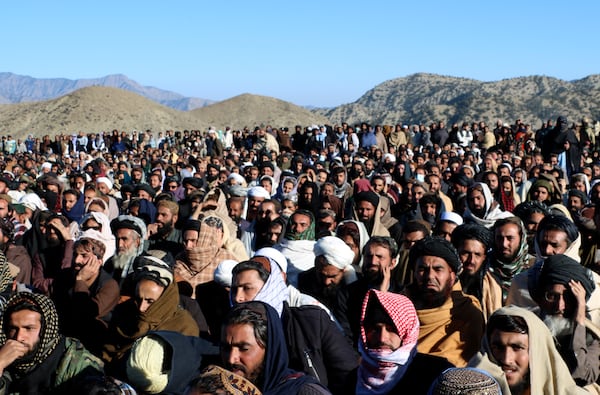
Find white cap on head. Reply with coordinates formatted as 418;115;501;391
247;186;270;199
96;176;113;190
214;260;239;287
440;211;463;226
314;236;355;270
254;247;288;273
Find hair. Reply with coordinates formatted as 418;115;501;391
364;236;398;258
492;216;524;239
232;260;270;283
261;199;281;214
513;201;551;222
402;219;432;237
156;199;179;215
63;188;81;199
74;238;106;260
537;214;579;244
223;302;269;348
487;314;528;339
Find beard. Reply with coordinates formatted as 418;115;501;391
228;361;264;386
321;281;342;301
543;314;575;339
46;235;61;248
471;206;486;218
363;268;384;287
155;220;174;238
112;248;138;270
418;279;454;308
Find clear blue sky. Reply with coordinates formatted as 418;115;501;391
1;1;598;107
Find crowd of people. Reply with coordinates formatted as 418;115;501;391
0;115;598;394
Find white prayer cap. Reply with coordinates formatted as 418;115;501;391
214;260;239;287
440;211;463;226
254;247;288;273
247;186;270;199
95;177;113;190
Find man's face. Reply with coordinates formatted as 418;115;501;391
282;181;294;194
228;200;243;221
321;184;334;197
363;244;394;282
63;193;78;212
531;187;549;202
221;323;266;384
0;199;9;219
414;255;456;307
136;279;165;313
434;221;457;242
427;176;441;192
116;228;140;254
267;223;283;244
73;246;95;271
458;239;486;276
539;283;575;318
150;175;162;189
485;174;499;192
401;231;425;251
301;187;313;203
183;229;199;251
495;223;521;261
290;213;311;235
364;322;402;351
232;270;265;304
7;309;42;356
568;196;584;212
156;207;176;231
371;179;385;193
315;255;344;289
539;229;568;256
489;329;529;391
357;201;376;223
248;196;265;216
468;189;487;216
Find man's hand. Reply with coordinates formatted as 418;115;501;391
48;218;71;241
0;340;29;373
569;280;587;325
146;223;159;238
76;254;101;285
378;264;392;292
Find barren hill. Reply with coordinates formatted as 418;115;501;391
191;93;330;130
0;86;203;138
315;73;600;126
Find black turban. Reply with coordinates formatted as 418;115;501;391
409;236;462;274
355;191;380;208
529;254;595;302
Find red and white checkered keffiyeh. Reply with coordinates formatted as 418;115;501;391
357;289;419;395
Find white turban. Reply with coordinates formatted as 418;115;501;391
254;247;288;273
214;260;239;287
227;173;246;186
247;186;270;199
314;236;354;270
96;176;113;190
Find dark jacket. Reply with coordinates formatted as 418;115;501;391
281;303;358;395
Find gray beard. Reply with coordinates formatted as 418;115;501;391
543;314;575;339
112;249;138;270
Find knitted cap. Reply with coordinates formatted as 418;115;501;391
429;368;501;395
126;335;169;394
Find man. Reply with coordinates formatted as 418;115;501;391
174;218;237;298
355;289;453;394
297;236;357;309
490;216;531;302
240;186;271;256
30;213;74;295
0;292;103;392
106;215;147;284
403;236;484;367
451;223;502;320
393;220;430;286
335;236;402;343
433;211;463;242
0;218;31;285
275;210;317;286
52;236;120;355
221;302;329;394
513;201;551;254
469;306;588;395
354;191;390;237
528;254;600;386
331;166;352;203
147;200;182;257
464;182;512;229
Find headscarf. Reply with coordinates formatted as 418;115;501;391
468;305;589;395
63;192;85;223
0;251;14;296
336;220;370;269
194;365;262;395
357;290;419;395
231;258;289;317
321;194;343;221
463;183;512;229
78;211;116;263
1;293;61;375
284;209;315;241
230;302;317;395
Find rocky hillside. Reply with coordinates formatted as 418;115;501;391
314;73;600;127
